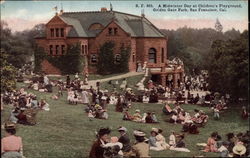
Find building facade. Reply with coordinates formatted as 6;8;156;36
35;8;184;87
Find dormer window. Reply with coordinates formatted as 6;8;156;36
108;28;113;35
50;29;54;37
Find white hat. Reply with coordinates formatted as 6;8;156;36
151;128;159;133
101;96;107;100
133;130;146;137
118;126;127;132
233;144;246;156
135;109;140;113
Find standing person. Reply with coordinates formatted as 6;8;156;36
137;62;142;72
118;127;131;155
1;123;23;158
89;128;111;158
43;75;49;86
82;89;90;105
129;130;150;158
66;75;70;88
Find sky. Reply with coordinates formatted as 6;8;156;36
0;0;248;32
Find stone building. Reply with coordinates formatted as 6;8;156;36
35;8;184;87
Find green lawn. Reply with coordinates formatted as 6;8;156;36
1;83;248;158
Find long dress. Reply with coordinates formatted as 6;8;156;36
82;90;89;104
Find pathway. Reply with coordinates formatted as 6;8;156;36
86;71;144;88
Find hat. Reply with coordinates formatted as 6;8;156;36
135;109;140;113
97;106;103;110
98;128;111;137
233;144;246;156
133;130;146;137
4;122;16;130
20;107;26;111
101;96;107;100
118;127;127;132
151;128;159;133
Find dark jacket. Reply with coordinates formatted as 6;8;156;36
118;133;131;152
89;139;105;158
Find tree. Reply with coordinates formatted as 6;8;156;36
215;18;223;32
208;30;249;101
97;41;115;75
117;46;131;73
0;49;17;92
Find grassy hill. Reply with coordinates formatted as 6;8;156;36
1;82;248;158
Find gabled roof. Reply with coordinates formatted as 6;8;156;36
58;10;165;38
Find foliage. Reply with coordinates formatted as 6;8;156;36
0;50;17;92
161;26;241;75
97;41;116;75
34;43;83;75
0;21;44;68
116;46;131;73
208;31;249;101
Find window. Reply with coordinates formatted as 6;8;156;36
50;29;54;37
82;45;85;55
132;53;135;62
161;48;164;63
56;28;59;37
114;28;117;35
84;45;88;54
49;45;53;55
108;28;113;35
61;28;64;37
115;54;121;63
148;48;157;63
91;54;97;63
55;45;59;55
61;45;65;55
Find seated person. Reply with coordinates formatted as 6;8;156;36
188;123;199;134
145;112;155;123
163;104;173;115
143;95;149;103
123;109;133;121
204;132;218;152
169;113;178;124
151;112;159;123
132;109;142;122
1;122;23;158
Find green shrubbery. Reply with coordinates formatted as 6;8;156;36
34;43;84;75
97;41;130;75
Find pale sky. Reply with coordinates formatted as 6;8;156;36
0;1;248;32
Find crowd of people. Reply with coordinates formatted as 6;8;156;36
197;131;250;157
1;69;249;158
163;103;208;134
89;126;192;158
2;87;50;126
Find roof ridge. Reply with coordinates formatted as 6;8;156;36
63;11;110;14
113;11;142;18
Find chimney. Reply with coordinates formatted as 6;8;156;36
59;9;64;15
101;7;107;12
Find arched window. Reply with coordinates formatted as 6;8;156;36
148;48;157;63
115;54;121;63
91;54;97;63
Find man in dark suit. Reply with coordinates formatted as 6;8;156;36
118;127;131;154
89;128;111;158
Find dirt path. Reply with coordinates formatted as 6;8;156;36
86;71;144;88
